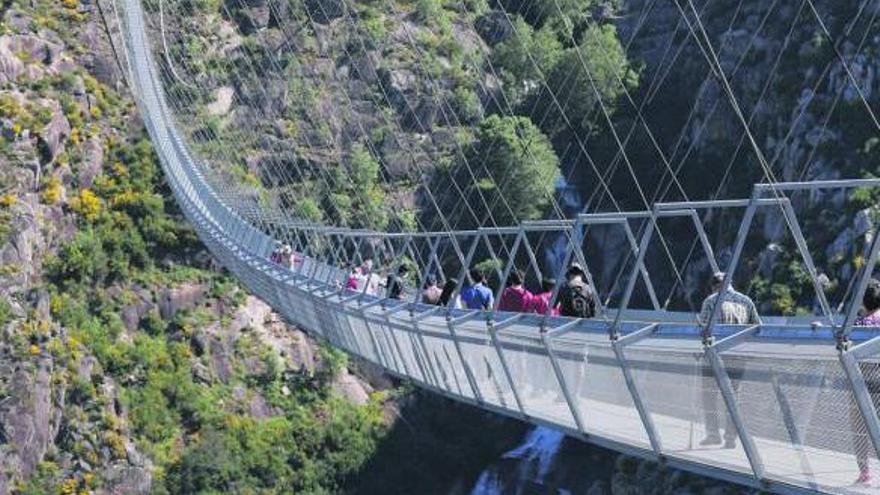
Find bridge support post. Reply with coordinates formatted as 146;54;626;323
541;330;586;433
705;345;765;481
841;221;880;341
385;320;414;377
487;316;527;417
701;197;759;344
613;213;654;336
443;235;485;403
446;319;484;403
768;370;818;490
412;308;444;388
612;324;663;454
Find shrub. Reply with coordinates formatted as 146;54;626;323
69;188;102;221
0;299;12;327
47;228;109;285
0;193;16;208
41;175;63;205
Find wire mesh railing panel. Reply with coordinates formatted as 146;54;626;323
339;310;379;362
550;333;650;448
417;319;477;400
724;347;877;491
496;327;578;428
720;353;831;490
623;343;752;474
366;319;405;375
453;322;519;411
379;319;425;381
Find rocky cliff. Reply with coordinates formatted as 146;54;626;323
0;1;393;492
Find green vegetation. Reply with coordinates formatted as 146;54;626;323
493;0;618;31
491;17;563;105
0;4;392;484
536;24;638;136
46;139;193;288
441;115;560;226
40;123;388;492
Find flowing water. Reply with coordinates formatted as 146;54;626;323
469;177;580;495
469;426;568;495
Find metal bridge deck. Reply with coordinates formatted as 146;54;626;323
113;0;880;492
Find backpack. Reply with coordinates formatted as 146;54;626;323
560;281;596;318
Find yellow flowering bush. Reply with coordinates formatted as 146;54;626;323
41;175;63;205
69;189;101;221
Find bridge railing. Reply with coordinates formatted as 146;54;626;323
113;0;880;492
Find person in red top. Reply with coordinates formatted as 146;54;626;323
497;270;533;312
345;265;361;291
529;277;560;316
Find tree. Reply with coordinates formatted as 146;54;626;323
491;0;617;29
532;24;638;137
441;115;560;227
491;16;563;105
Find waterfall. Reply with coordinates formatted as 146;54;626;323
469;175;581;495
469;426;567;495
545;175;584;274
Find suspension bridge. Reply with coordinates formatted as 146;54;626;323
107;0;880;492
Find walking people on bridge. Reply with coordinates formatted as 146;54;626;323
279;244;294;269
497;269;533;312
529;277;560;316
269;242;284;265
461;269;494;310
438;279;460;308
559;263;598;318
345;264;361;291
386;265;410;300
850;278;880;485
422;275;442;305
698;272;759;449
358;259;383;296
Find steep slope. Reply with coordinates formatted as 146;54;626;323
0;1;393;492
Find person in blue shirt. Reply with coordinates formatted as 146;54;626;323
460;268;494;310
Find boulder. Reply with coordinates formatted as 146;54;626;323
120;286;156;332
209;337;234;383
331;371;370;406
247;392;275;418
157;283;207;319
233;6;271;34
0;361;59;480
206;86;235;116
0;38;25;84
78;136;104;188
758;243;784;278
38;102;71;164
9;34;63;66
854;208;874;237
826;227;854;263
378;68;438;131
102;465;152;494
192;362;213;385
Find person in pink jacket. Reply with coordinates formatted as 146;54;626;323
346;265;362;291
529;277;560;316
497;270;533;312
